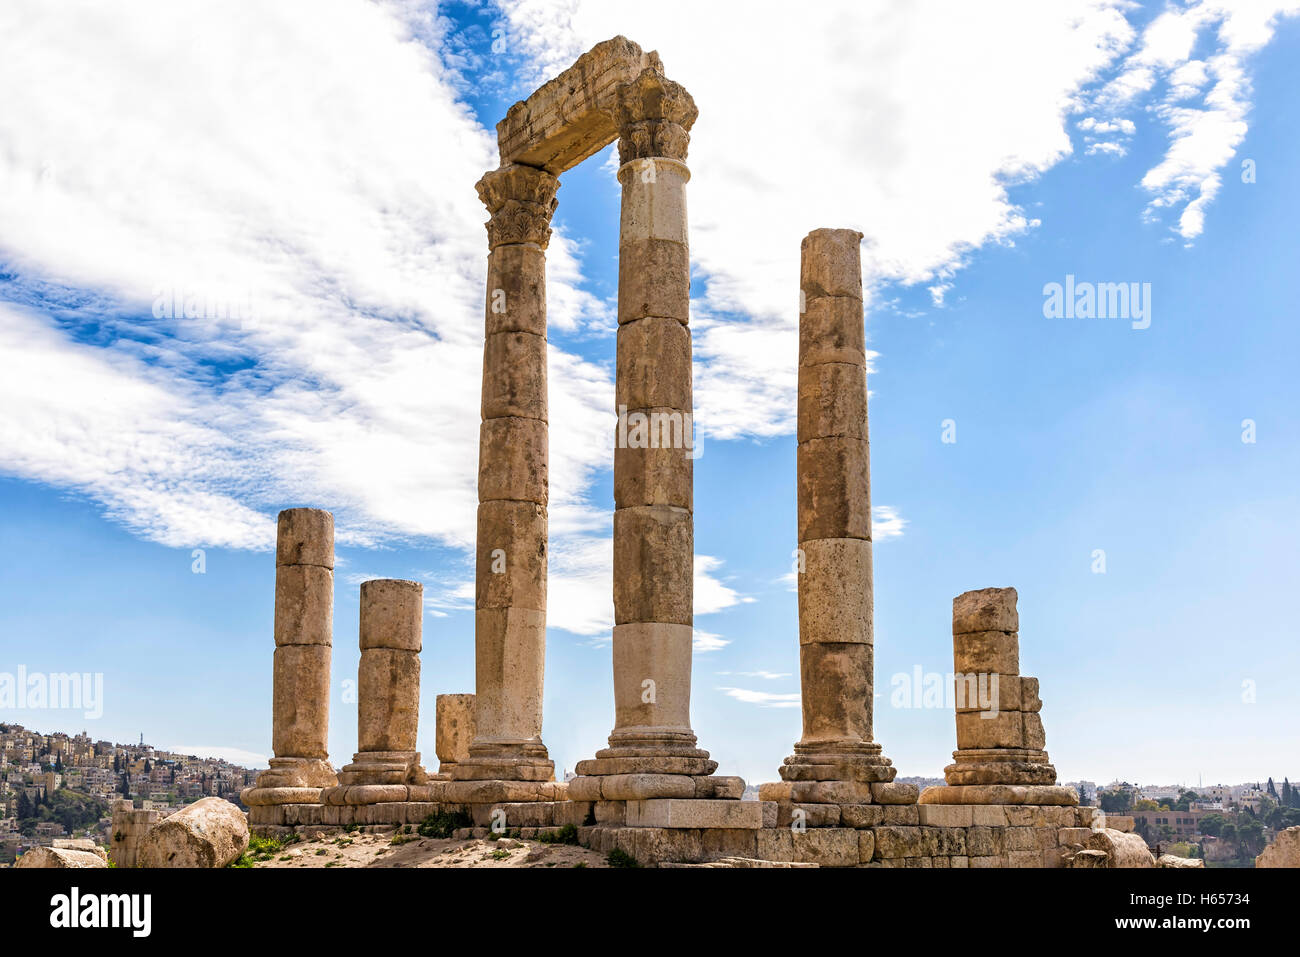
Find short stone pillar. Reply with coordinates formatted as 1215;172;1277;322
241;508;338;807
108;799;163;868
761;229;905;807
919;587;1077;806
434;693;476;778
454;163;557;786
333;579;428;796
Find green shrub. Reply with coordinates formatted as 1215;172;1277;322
417;809;472;839
606;848;639;868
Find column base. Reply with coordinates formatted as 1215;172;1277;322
241;757;336;805
777;741;897;784
450;740;555;783
943;748;1058;786
334;751;427;787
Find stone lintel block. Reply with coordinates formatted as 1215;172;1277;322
955;710;1025;751
359;579;423;651
797;641;872;745
616;315;692;409
797;361;868;444
952;586;1019;634
273;564;333;647
271;644;331;760
797;538;872;645
871;781;920;805
625;798;763;829
917;804;976;827
800;295;865;367
440;779;565;804
917;784;1079;806
954;672;1022;713
240;786;325;807
568;773;698;802
612;505;693;625
496;37;661;174
486;243;546;337
617;238;689;325
481;330;547;420
801;229;863;299
276;507;334;568
797;435;871;541
952;630;1020;677
478;416;548;505
475;501;547;611
358;648;421;753
613;417;693;510
618;158;689;245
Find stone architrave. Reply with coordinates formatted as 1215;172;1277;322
241;508;338;807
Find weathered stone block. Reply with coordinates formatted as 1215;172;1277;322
481;330;547;420
797;538;872;645
797;361;868;444
955;710;1025;750
616;316;692;409
873;825;922;859
276;508;334;568
1023;711;1046;750
475;501;547;611
357;649;421;753
359;579;422;652
952;630;1020;677
800;295;865;368
273;564;334;647
801;228;863;299
918;804;974;827
612;505;692;625
797;435;871;541
479;416;548;505
271;645;332;759
952;587;1018;634
618;238;689;324
626;799;763;829
619;159;689;245
871;781;919;804
486;243;547;336
839;804;884;828
435;693;475;770
796;642;872;745
613;420;693;509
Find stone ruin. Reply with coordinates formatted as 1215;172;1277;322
240;36;1158;868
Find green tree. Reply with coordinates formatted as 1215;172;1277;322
1199;813;1227;837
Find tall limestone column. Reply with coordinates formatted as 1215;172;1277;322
571;69;725;801
453;164;558;784
242;508;338;807
769;230;901;804
332;579;428;798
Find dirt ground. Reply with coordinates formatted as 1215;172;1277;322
248;831;611;868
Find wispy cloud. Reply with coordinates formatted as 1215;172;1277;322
717;687;801;708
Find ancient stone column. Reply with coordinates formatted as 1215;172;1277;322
568;69;729;806
919;587;1076;806
334;579;427;792
241;508;337;807
453;164;557;784
770;230;900;803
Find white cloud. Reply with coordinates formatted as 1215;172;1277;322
716;670;791;680
717;687;801;708
1090;1;1300;239
168;745;269;768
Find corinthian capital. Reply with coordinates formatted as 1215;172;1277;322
476;164;560;249
613;69;698;165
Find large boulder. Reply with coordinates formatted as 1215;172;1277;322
137;797;249;868
1085;827;1155;868
15;846;109;868
1157;854;1204;868
1256;826;1300;868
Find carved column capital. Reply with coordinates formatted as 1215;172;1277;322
613;69;698;165
476;164;560;250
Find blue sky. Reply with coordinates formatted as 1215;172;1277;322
0;0;1296;789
